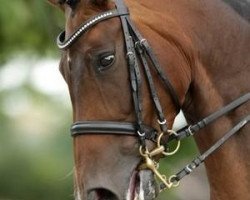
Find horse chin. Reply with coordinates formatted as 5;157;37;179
127;170;158;200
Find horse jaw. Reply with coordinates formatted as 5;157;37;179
127;170;158;200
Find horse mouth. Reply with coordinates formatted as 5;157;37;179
127;170;158;200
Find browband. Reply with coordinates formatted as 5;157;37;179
57;9;129;49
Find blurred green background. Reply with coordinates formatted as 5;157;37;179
0;1;199;200
0;1;74;200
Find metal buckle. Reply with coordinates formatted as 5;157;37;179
137;130;145;137
188;125;194;136
126;51;134;57
157;118;167;125
140;38;147;46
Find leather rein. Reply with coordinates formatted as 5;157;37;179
57;0;250;192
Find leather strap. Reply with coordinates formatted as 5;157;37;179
157;93;250;189
71;121;158;142
115;0;146;145
127;19;181;111
135;40;168;133
160;115;249;190
171;93;250;141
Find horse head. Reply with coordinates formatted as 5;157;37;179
48;0;250;199
48;0;192;199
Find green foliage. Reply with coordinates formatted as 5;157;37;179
0;1;63;63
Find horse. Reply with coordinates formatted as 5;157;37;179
48;0;250;199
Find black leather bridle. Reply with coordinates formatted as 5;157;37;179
57;0;181;146
57;0;250;192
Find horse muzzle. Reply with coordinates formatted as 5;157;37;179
77;170;158;200
126;169;158;200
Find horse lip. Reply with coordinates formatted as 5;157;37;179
126;170;159;200
138;170;159;200
126;170;138;200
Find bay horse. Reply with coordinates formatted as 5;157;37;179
48;0;250;199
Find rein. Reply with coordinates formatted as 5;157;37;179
57;0;250;194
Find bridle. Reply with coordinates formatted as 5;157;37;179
57;0;250;193
57;0;180;144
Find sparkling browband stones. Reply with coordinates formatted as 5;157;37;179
57;10;128;50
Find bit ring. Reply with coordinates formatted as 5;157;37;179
157;130;181;156
139;146;148;157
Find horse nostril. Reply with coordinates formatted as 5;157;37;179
87;188;119;200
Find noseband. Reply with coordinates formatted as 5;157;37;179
57;0;250;193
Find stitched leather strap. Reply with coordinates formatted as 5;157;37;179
171;93;250;141
116;0;146;145
159;115;250;190
127;18;181;111
71;121;158;142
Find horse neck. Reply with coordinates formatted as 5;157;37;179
182;2;250;199
185;60;250;198
130;0;250;198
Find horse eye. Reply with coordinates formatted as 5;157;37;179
65;0;79;7
98;54;115;72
